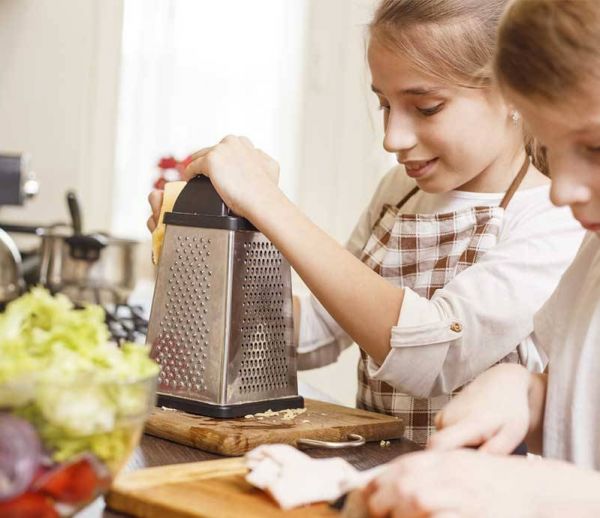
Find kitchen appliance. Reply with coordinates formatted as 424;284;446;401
0;228;24;307
0;152;38;305
147;176;303;418
38;227;138;306
0;153;39;206
38;191;138;306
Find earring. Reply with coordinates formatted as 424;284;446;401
511;110;521;125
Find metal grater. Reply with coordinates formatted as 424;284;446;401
147;176;303;418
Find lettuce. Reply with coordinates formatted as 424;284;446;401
0;288;159;466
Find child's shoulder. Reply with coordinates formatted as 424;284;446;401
369;165;416;209
504;183;580;237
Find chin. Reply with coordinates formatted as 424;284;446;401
415;176;455;194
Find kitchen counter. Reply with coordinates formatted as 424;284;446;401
81;432;421;517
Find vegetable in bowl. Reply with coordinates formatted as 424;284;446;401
0;288;159;516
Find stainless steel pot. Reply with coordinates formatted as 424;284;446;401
0;228;24;305
38;227;138;305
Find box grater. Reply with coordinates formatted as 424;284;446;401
147;176;304;418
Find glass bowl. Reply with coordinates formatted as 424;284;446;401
0;373;158;517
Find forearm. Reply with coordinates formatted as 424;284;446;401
251;190;403;364
525;372;547;455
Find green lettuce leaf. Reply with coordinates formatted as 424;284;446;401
0;288;159;466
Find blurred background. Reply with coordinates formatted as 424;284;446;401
0;0;394;405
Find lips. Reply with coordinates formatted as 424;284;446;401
400;158;439;179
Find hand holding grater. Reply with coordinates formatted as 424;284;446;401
147;176;304;418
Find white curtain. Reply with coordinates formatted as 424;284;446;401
113;0;308;238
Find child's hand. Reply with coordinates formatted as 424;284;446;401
364;449;595;518
147;190;163;233
427;364;531;454
183;136;281;219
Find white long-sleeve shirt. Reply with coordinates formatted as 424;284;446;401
534;232;600;469
297;166;585;398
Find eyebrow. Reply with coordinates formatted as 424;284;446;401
370;84;443;96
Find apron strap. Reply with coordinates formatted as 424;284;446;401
393;155;530;213
395;186;420;209
499;155;531;209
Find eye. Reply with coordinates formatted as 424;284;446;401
378;104;390;112
586;145;600;153
417;103;444;116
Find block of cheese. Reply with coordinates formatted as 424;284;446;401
152;181;186;264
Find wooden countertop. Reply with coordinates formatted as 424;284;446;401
98;432;421;517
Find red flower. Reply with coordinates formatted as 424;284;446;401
158;156;178;169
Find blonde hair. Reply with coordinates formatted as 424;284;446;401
495;0;600;102
369;0;547;173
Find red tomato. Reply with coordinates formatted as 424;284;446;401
36;457;109;505
0;492;59;518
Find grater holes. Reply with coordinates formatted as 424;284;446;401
156;235;214;392
238;238;290;395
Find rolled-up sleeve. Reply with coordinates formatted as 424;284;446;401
296;292;353;370
366;201;583;398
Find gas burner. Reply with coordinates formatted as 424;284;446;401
104;303;148;345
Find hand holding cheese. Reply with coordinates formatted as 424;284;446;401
182;136;280;220
150;181;186;264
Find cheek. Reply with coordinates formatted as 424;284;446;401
429;103;506;162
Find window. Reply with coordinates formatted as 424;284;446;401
113;0;307;238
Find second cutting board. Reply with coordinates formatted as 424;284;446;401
145;398;404;456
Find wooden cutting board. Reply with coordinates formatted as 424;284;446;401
145;398;404;456
107;457;339;517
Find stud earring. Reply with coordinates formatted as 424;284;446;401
511;110;521;125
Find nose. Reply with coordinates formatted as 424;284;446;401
383;110;417;153
548;155;592;208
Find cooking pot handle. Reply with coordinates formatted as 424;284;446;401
296;433;366;450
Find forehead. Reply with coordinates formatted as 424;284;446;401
508;85;600;144
367;36;443;89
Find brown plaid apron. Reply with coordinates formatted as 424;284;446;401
357;158;530;446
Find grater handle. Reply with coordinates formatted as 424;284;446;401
172;175;230;216
296;433;366;450
166;175;256;230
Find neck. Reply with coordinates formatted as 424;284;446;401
458;146;528;193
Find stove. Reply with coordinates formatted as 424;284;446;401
103;303;148;345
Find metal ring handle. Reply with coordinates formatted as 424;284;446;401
296;433;366;450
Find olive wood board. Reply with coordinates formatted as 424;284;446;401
145;398;404;456
107;457;339;517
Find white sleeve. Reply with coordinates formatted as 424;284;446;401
365;201;584;398
296;292;354;370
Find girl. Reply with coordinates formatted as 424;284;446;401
365;1;600;516
148;0;583;445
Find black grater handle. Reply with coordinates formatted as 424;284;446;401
165;175;256;231
172;175;229;216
